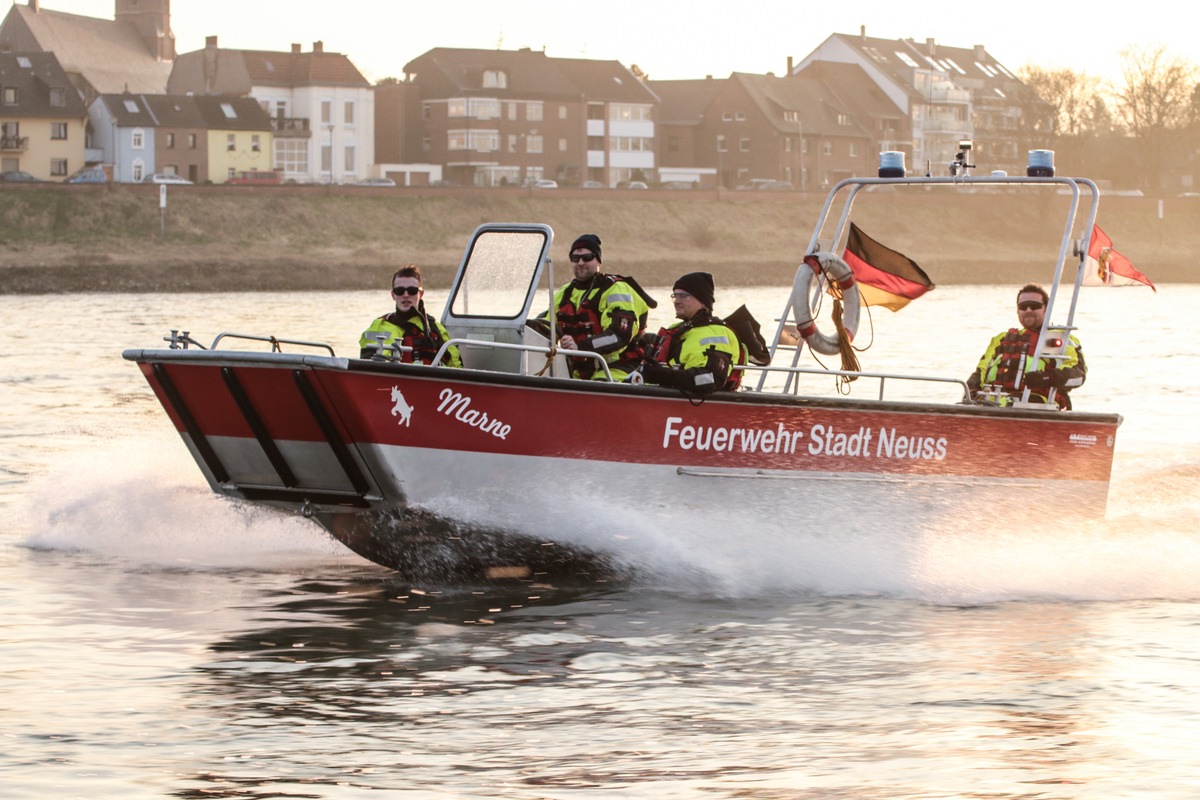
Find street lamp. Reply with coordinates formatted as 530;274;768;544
325;124;334;184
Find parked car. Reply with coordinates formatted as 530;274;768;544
143;173;193;185
64;167;109;184
356;177;397;187
617;181;648;190
0;170;45;183
226;170;282;186
580;180;606;189
428;180;456;188
532;179;558;189
661;181;696;190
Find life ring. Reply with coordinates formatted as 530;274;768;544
789;252;861;356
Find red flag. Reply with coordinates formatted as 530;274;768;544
1085;225;1156;291
841;223;934;311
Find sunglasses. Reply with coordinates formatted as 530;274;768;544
392;285;421;296
569;252;597;263
1017;301;1044;311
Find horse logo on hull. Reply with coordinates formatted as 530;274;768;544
390;385;414;427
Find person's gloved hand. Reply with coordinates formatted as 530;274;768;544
1024;370;1053;391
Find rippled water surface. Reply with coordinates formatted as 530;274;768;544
2;286;1198;799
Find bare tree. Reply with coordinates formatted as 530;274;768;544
1019;65;1104;137
1113;45;1199;190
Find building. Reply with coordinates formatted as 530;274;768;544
400;47;659;188
89;93;272;183
795;29;1049;177
652;71;875;190
0;0;174;107
168;37;373;184
0;51;88;179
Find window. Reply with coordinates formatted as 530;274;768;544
321;100;332;124
609;103;650;121
166;132;175;148
51;122;67;140
132;129;144;149
50;158;67;176
50;88;65;107
449;98;499;119
526;102;543;122
558;106;567;120
849;143;859;157
559;138;568;152
507;102;517;120
722;112;732;122
483;69;507;89
525;135;543;154
4;87;18;105
251;134;261;152
508;134;518;154
188;133;197;149
735;112;746;122
226;133;236;151
273;139;308;174
321;143;332;173
344;100;355;125
132;159;145;181
220;102;237;119
344;145;356;172
784;138;792;153
422;103;431;120
739;138;750;153
717;135;728;152
447;130;500;152
822;141;832;156
227;167;236;179
837;113;850;126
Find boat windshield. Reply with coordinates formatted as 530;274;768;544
448;228;548;319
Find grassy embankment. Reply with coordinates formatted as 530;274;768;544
0;184;1194;293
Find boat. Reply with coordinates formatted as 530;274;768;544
124;152;1122;582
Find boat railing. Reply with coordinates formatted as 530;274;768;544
164;330;338;356
739;363;972;403
435;338;613;381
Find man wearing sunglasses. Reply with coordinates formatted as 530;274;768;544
966;283;1086;408
542;233;656;380
359;264;462;367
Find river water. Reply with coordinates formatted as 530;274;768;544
2;285;1199;799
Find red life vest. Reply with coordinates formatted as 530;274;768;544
391;312;449;365
986;327;1066;408
555;277;610;344
646;316;746;391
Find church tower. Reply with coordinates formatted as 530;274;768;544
114;0;175;61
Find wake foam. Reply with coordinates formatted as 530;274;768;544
16;431;364;571
15;432;1200;601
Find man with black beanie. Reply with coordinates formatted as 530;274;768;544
638;271;744;393
542;233;656;380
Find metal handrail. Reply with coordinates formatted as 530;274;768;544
433;337;613;381
209;332;336;355
738;363;972;402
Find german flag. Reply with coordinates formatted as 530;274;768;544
842;222;934;311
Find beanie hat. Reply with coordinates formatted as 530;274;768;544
570;233;602;263
673;271;715;310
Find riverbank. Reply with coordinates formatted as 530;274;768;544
1;184;1193;292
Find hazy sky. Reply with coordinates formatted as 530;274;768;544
38;0;1194;85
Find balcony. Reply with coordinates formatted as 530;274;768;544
1;135;29;151
271;117;311;138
